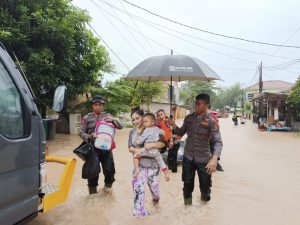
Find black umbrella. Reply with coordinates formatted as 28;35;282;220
126;53;222;116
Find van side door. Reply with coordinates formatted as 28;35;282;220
0;54;41;225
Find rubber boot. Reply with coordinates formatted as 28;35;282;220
103;183;113;193
184;197;192;205
216;162;224;172
201;193;211;202
88;186;97;195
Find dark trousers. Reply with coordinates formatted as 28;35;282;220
88;149;115;187
182;157;211;198
167;142;180;172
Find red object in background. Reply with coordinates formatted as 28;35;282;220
156;119;172;142
210;111;219;122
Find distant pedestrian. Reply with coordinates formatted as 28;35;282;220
232;112;238;126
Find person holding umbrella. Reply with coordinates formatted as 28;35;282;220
168;93;223;205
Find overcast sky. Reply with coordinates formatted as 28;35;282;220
73;0;300;87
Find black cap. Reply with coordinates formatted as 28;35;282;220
91;95;106;104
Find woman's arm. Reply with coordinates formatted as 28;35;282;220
144;141;165;150
128;146;135;154
128;147;143;157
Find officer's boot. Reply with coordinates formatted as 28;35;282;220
103;183;113;193
201;192;211;202
184;197;192;205
88;186;97;195
216;162;224;172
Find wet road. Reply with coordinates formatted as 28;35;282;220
29;118;300;225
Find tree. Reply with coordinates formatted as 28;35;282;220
0;0;112;117
135;81;164;110
180;81;245;110
88;78;164;115
287;76;300;119
222;83;245;109
180;81;218;108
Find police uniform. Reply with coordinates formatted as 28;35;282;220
173;112;223;202
79;97;123;191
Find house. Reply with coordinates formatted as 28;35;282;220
246;80;293;102
143;81;190;119
248;80;297;129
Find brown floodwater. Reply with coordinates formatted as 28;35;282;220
28;118;300;225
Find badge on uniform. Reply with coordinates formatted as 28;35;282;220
201;118;210;127
214;121;220;131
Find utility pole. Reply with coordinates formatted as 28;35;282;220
170;49;173;118
259;62;263;93
258;62;263;126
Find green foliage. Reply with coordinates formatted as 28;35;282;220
287;76;300;108
220;83;245;109
180;81;245;110
242;102;252;115
135;81;164;110
180;81;219;108
88;77;163;115
0;0;112;117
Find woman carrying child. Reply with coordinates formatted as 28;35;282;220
128;107;166;217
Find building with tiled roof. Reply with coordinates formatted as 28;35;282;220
246;80;293;102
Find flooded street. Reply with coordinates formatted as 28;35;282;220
29;118;300;225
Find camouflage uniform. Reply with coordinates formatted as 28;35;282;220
80;112;123;188
173;112;223;201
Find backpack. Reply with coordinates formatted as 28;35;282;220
94;120;116;151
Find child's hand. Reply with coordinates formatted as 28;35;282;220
105;116;114;122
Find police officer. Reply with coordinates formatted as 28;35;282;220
79;96;123;194
169;93;223;205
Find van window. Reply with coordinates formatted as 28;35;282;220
0;60;26;138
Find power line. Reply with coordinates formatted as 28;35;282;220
120;0;300;49
109;4;151;57
263;26;300;63
265;58;300;69
265;67;300;74
91;1;174;52
96;1;257;64
118;0;157;55
100;0;295;60
208;64;254;71
87;22;131;71
221;70;254;76
91;0;145;59
248;68;259;86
